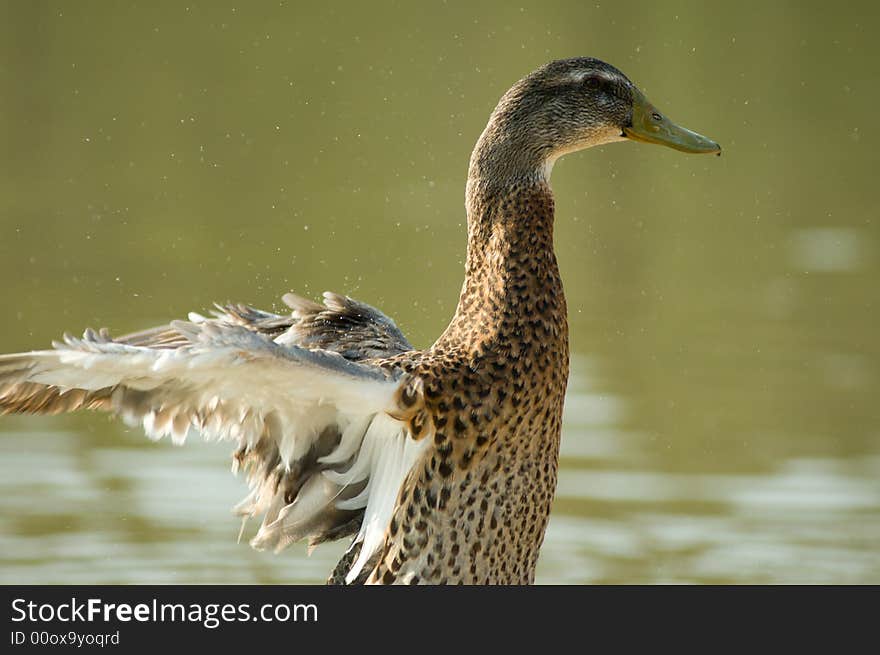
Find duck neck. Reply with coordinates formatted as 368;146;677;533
436;157;567;353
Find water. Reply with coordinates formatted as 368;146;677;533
1;2;878;584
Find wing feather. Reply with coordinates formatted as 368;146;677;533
0;293;429;583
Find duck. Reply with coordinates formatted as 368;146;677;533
0;57;719;584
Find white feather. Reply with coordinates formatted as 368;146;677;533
0;320;428;581
345;413;429;583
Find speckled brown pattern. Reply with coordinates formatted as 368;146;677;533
358;178;568;584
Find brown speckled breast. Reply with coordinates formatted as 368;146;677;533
362;181;569;584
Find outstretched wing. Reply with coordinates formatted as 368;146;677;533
0;293;428;584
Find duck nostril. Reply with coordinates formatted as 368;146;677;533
651;112;662;121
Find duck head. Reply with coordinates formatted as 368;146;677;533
469;57;721;185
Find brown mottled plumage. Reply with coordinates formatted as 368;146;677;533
0;58;719;584
370;182;567;584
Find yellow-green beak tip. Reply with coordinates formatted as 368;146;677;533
624;88;721;155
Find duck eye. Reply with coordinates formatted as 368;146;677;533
583;76;601;89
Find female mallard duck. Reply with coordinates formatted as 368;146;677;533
0;58;719;584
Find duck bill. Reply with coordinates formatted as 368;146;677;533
623;88;721;155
